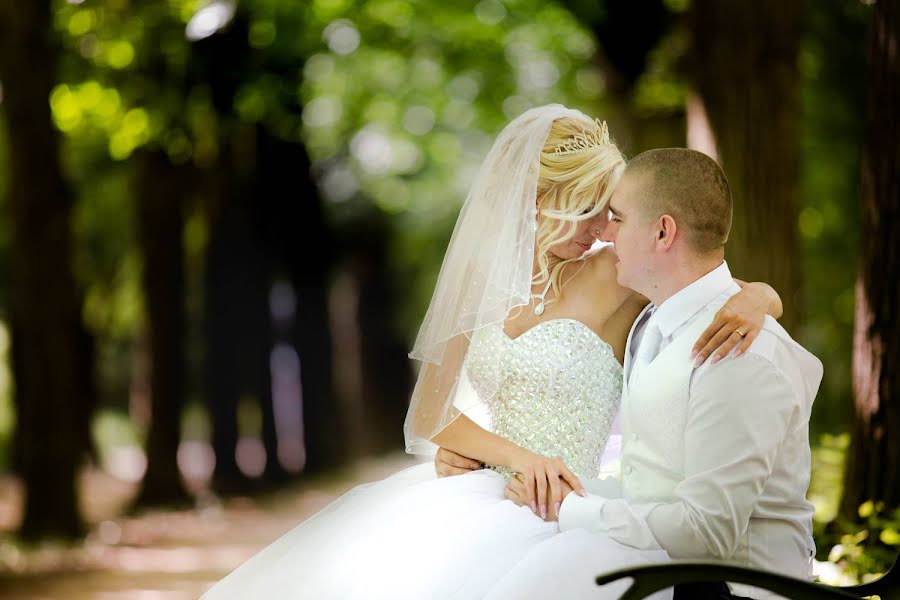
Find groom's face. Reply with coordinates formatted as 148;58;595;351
601;175;654;292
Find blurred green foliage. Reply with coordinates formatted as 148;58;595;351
809;432;850;527
0;0;872;504
818;499;900;585
798;1;870;435
0;0;885;578
809;435;898;585
28;0;615;423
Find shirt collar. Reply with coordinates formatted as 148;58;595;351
651;261;734;338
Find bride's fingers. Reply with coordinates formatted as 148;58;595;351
546;468;562;517
692;323;734;366
710;329;745;364
439;465;475;477
534;465;548;520
523;468;537;515
557;464;584;497
504;477;521;504
504;480;523;504
733;327;760;358
451;454;484;471
692;313;727;360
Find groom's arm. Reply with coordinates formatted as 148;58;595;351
558;353;799;559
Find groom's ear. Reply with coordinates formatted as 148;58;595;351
655;214;678;251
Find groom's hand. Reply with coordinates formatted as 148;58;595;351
435;447;484;477
505;474;574;522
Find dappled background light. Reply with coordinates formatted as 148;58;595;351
0;0;892;597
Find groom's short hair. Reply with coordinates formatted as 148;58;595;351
625;148;732;254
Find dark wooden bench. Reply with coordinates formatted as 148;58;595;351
594;559;900;599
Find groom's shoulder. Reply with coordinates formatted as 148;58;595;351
710;288;818;367
744;315;824;384
744;316;784;362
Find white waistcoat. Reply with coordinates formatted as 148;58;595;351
619;308;750;562
620;311;710;499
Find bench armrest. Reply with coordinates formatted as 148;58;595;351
594;562;862;600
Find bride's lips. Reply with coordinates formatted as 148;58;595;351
576;241;592;252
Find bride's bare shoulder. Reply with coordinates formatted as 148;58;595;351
582;247;649;310
584;247;627;291
584;244;616;263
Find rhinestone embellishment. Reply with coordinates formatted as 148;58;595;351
465;319;622;480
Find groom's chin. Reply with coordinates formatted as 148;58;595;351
615;271;637;294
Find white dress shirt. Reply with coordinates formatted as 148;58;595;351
560;262;823;599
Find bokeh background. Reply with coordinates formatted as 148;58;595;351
0;0;897;597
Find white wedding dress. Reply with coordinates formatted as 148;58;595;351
202;319;671;599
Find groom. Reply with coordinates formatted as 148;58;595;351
435;148;823;599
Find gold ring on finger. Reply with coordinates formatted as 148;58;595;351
735;329;745;337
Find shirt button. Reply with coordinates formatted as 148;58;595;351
624;465;633;475
631;433;639;442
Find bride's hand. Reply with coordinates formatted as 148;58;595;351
511;452;584;520
691;282;775;366
505;473;576;522
434;447;483;477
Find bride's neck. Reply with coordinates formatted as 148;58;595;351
532;253;563;289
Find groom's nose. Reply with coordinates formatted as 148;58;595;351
599;221;616;243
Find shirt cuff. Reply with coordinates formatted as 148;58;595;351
558;491;607;533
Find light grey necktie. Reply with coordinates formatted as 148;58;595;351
630;311;662;384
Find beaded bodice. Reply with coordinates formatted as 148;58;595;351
465;319;622;479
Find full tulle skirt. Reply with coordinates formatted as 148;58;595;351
201;462;671;599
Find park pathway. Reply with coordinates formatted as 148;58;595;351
0;452;422;599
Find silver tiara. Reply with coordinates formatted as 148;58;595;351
553;118;611;156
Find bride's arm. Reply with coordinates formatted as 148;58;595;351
432;416;586;520
734;279;782;318
692;280;784;366
431;414;531;474
411;336;535;473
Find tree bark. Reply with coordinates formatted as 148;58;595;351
0;0;92;539
203;134;285;491
351;216;412;454
840;0;900;517
259;135;346;473
564;0;682;154
132;149;192;506
690;0;802;333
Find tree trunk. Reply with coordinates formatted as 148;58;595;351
351;217;412;454
132;149;192;506
203;135;284;491
564;0;682;154
0;0;90;539
259;136;346;473
839;0;900;518
690;0;802;333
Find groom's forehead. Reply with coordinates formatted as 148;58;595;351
608;190;625;214
618;171;653;202
611;176;639;210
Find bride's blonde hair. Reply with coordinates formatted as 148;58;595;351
533;116;625;303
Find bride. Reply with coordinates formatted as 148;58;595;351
201;105;782;599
